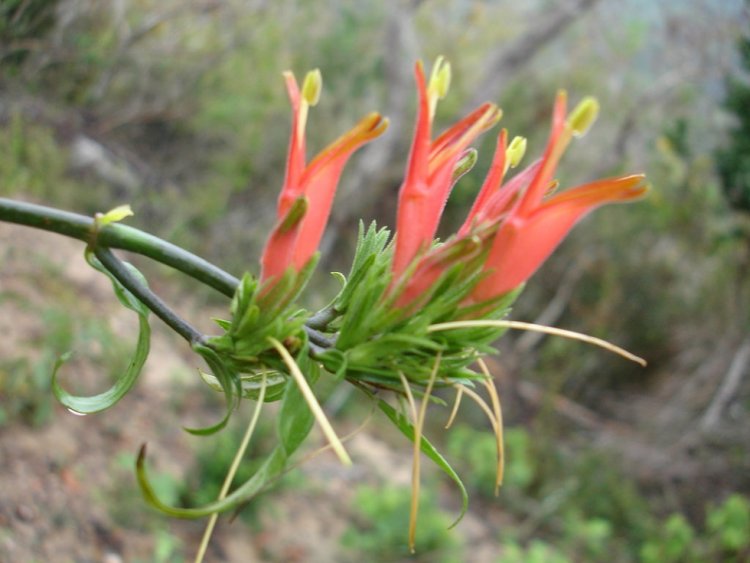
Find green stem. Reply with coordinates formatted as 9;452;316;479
94;246;205;345
0;198;239;297
0;198;338;350
306;303;338;330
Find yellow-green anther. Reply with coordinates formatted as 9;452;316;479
279;196;308;233
427;56;451;119
428;56;451;100
452;148;478;182
568;96;599;137
506;136;527;168
302;69;322;107
96;204;133;227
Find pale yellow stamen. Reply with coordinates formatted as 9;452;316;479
295;70;322;153
445;385;464;429
478;359;504;494
428;320;647;366
267;337;351;465
505;136;527;171
568;96;599;138
427;56;451;120
301;69;322;106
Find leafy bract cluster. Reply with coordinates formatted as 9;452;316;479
203;220;519;406
205;256;319;404
316;222;521;391
157;221;519;525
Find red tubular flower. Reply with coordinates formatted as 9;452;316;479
391;59;502;279
260;70;388;284
470;92;648;301
392;78;647;310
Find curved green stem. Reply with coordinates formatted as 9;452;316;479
0;198;239;297
306;304;338;330
94;247;206;345
0;198;340;351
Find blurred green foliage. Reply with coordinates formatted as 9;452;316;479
102;452;187;562
640;494;750;563
0;112;116;218
0;0;58;66
446;423;750;562
342;482;462;562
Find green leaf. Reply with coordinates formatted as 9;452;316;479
137;440;292;518
51;251;151;414
376;398;468;528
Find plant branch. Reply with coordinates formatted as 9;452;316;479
0;198;338;346
0;198;240;297
94;246;205;345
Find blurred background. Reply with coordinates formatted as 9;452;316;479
1;0;749;561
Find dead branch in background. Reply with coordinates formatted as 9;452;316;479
701;334;750;431
461;0;601;114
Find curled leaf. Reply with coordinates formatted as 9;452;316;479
199;369;288;402
186;344;241;435
137;356;317;518
52;251;150;414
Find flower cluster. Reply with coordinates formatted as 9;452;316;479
146;58;646;536
260;59;646;316
203;58;649;399
391;58;646;309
